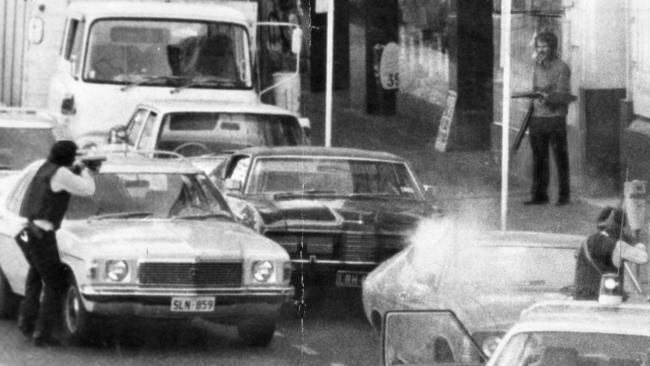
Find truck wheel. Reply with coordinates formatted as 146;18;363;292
61;279;95;345
0;268;18;319
237;316;276;346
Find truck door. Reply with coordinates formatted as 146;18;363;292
49;16;85;118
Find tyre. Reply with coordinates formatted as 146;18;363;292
237;316;276;347
0;267;18;319
61;279;96;345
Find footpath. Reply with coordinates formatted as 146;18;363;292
300;90;617;237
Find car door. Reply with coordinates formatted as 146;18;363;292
383;310;486;366
0;166;38;295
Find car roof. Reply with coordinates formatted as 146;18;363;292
138;100;299;117
510;300;650;336
477;230;583;249
42;151;203;174
233;146;409;162
68;1;248;25
0;108;58;129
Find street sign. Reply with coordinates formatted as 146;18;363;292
379;42;400;90
435;90;457;152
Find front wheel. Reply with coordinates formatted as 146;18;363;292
0;268;18;318
237;316;276;347
61;280;96;345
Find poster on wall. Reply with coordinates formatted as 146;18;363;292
435;90;457;152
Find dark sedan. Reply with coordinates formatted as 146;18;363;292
214;146;441;290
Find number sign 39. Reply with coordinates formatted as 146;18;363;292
380;42;400;90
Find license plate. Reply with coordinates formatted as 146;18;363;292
170;297;215;312
336;271;368;287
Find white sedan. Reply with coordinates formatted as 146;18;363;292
0;152;293;346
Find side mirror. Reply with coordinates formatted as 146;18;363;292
423;184;439;200
107;125;128;144
291;27;303;55
224;178;242;192
27;17;45;44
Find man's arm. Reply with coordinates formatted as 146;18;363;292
612;241;648;267
51;167;96;196
544;63;576;105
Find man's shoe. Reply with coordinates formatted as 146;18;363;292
556;198;570;206
523;198;549;205
32;332;61;347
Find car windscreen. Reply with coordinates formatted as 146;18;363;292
66;172;232;220
245;157;420;198
156;113;303;156
84;20;251;88
492;331;650;366
439;245;575;290
0;128;55;170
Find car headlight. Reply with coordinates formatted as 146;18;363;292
252;260;275;283
105;260;129;282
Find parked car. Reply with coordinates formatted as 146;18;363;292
0;151;293;346
362;229;586;355
100;99;310;156
382;299;650;366
215;146;441;290
0;108;69;174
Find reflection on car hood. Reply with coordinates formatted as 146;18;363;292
441;290;571;333
59;220;284;260
246;196;438;232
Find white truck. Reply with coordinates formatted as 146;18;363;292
22;0;305;146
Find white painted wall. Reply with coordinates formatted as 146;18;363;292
572;0;626;89
631;0;650;118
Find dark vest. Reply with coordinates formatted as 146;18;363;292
19;161;71;230
574;232;621;300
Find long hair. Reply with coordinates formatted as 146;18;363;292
535;31;558;59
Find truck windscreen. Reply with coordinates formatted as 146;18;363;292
83;19;252;89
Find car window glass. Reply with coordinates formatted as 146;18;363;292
493;332;650;366
229;156;250;183
67;172;230;219
7;167;38;214
0;128;55;170
137;112;158;149
126;109;148;144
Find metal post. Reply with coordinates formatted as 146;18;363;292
500;0;512;231
325;0;334;147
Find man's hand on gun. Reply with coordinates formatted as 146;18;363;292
72;156;106;175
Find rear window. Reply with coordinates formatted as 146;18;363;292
0;128;56;170
157;112;304;154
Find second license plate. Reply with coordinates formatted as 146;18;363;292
336;270;368;287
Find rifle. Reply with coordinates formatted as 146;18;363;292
510;101;534;154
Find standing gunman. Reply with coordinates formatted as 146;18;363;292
16;140;98;346
574;206;648;300
524;31;575;206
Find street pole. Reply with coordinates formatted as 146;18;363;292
324;0;334;147
500;0;512;231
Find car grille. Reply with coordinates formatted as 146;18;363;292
138;262;242;287
266;232;407;262
342;233;377;261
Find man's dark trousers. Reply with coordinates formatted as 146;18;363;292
17;225;65;339
528;116;570;202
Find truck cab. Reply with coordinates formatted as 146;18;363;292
24;1;302;145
